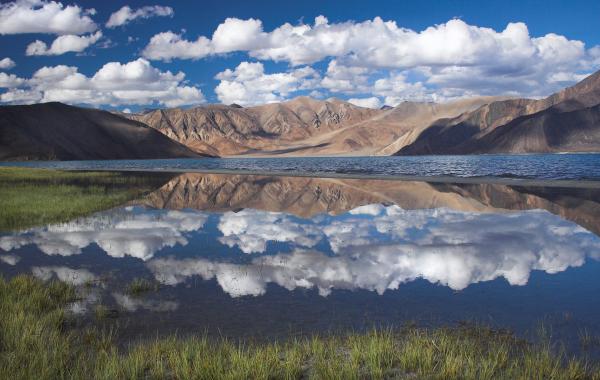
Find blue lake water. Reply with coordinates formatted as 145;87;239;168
3;153;600;180
1;172;599;355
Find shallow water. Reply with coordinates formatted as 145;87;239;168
3;153;600;180
1;172;600;354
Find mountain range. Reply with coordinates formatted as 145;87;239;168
1;70;600;160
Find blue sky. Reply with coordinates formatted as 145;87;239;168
1;0;599;111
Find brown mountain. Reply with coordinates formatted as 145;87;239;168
395;71;600;155
0;102;209;161
126;97;380;156
126;96;499;157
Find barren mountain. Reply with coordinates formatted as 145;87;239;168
126;96;502;157
0;102;208;161
396;70;600;155
127;97;381;156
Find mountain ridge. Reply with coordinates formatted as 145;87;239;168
0;102;210;161
2;70;600;160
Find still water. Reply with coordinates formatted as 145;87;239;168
1;173;599;351
3;153;600;180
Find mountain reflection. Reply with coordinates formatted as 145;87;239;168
1;173;600;297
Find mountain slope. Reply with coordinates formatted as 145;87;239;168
126;96;499;157
127;97;381;156
0;102;209;161
396;71;600;155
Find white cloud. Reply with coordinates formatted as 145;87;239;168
0;88;41;103
0;72;26;88
214;61;320;105
0;0;97;35
0;58;205;107
26;31;102;56
347;97;382;109
142;16;599;100
320;60;371;93
212;18;264;53
106;5;173;28
0;57;15;70
142;31;212;61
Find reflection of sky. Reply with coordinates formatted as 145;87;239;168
2;204;600;298
0;207;208;261
150;205;600;297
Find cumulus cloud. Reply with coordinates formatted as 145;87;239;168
0;58;205;107
347;97;382;109
142;16;599;100
142;31;212;61
146;205;600;297
106;5;173;28
214;61;321;105
0;0;97;35
0;207;208;261
0;72;26;88
26;31;102;56
0;57;16;69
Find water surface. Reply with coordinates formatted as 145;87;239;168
3;153;600;180
1;172;600;354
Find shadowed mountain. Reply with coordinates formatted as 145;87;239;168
396;70;600;155
140;173;600;236
0;102;212;161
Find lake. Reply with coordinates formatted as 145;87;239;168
3;153;600;180
1;168;599;357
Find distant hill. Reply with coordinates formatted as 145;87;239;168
395;70;600;155
125;96;500;156
0;102;211;161
3;70;600;160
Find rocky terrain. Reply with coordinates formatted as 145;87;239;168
0;102;206;161
2;70;600;159
395;71;600;155
126;96;500;156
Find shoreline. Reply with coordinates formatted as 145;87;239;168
53;167;600;189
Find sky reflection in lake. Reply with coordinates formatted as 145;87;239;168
1;173;600;342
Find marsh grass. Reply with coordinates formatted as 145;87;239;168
0;167;171;231
1;275;599;380
126;278;160;296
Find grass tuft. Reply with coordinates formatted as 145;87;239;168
1;275;599;379
126;278;159;296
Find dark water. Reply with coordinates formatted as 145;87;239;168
1;172;600;354
3;153;600;180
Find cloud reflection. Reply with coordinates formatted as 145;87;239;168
0;207;208;261
149;206;600;297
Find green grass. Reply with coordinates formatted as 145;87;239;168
1;275;599;380
126;278;160;296
0;167;171;231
